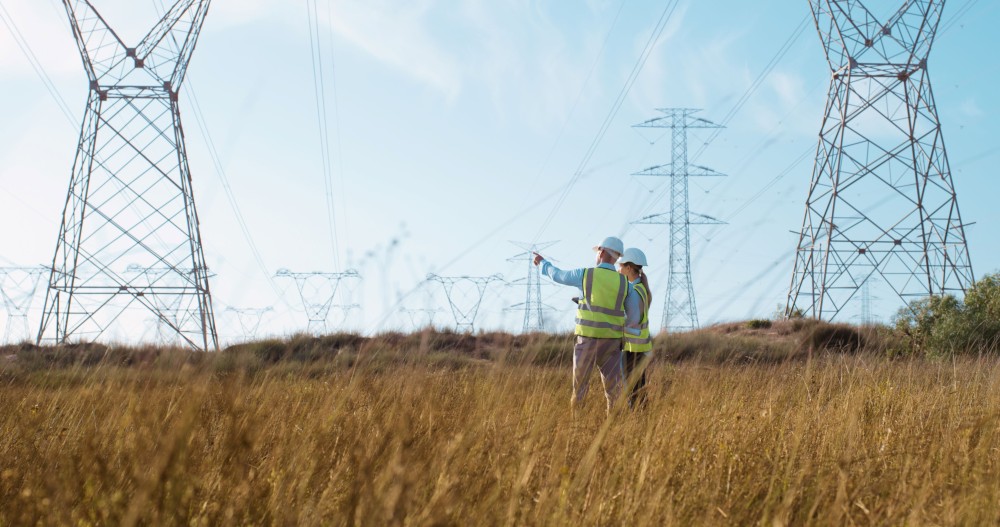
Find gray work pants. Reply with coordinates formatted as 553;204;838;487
572;336;623;411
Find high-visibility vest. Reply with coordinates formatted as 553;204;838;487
624;282;652;352
575;267;627;339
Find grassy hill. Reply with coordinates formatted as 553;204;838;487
1;322;998;524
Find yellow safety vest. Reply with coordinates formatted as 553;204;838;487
575;267;627;339
624;282;652;352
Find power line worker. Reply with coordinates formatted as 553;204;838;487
533;236;641;412
618;248;653;409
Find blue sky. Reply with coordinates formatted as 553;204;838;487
1;0;998;343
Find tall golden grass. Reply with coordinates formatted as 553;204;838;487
2;325;999;525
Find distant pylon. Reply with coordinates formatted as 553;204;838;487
38;0;217;350
0;266;47;344
787;0;974;320
427;274;503;333
400;308;440;330
276;269;360;334
226;307;272;341
507;241;557;333
400;281;440;330
633;108;725;332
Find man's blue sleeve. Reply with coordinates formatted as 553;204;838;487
539;260;584;289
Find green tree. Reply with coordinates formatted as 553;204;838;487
894;273;1000;355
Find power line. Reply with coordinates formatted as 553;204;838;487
0;0;78;127
533;0;681;241
306;0;342;271
940;0;980;34
621;14;814;240
688;14;810;163
512;0;626;212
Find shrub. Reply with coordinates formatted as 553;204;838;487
894;272;1000;356
745;319;772;330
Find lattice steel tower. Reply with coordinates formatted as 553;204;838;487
507;241;556;333
633;109;725;332
786;0;973;320
276;269;360;335
427;274;503;333
38;0;217;350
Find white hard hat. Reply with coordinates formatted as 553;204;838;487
592;236;624;256
617;247;648;267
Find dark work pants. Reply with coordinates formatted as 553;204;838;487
622;351;650;409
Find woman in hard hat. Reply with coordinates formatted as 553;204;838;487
617;248;652;409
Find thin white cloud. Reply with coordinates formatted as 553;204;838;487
326;0;462;99
456;1;610;129
959;97;984;119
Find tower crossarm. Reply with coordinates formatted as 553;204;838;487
632;164;727;178
631;211;726;226
635;109;724;130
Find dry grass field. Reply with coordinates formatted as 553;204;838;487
2;322;999;525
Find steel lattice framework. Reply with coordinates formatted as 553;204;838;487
400;308;440;330
276;269;360;334
38;0;217;350
226;306;272;341
427;274;503;333
506;241;557;333
0;266;47;344
633;109;725;332
786;0;973;320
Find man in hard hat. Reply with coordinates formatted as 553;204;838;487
617;247;653;409
532;236;641;412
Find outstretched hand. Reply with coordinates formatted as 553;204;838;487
532;252;545;266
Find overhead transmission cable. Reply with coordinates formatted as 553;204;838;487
0;0;77;127
149;0;285;300
940;0;980;34
371;0;681;333
306;0;342;271
687;14;811;164
533;0;681;241
620;14;813;239
513;0;626;212
323;0;350;251
367;2;639;333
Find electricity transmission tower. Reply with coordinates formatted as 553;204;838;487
38;0;217;350
0;267;47;344
786;0;974;320
276;269;360;334
506;241;557;333
633;108;725;333
400;308;441;330
399;280;441;330
226;307;272;341
427;274;503;333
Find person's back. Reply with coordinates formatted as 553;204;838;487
533;236;641;412
576;266;628;339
